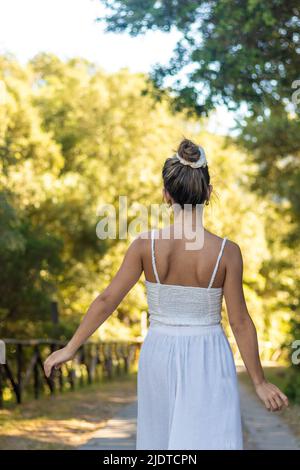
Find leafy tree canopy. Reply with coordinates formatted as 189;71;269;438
99;0;300;114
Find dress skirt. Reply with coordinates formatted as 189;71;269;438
136;322;243;450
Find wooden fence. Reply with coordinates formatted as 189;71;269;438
0;334;286;408
0;339;141;408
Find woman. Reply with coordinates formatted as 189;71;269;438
44;138;288;450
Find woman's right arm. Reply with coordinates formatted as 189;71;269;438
223;241;289;412
44;236;144;377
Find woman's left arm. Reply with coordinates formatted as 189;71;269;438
44;236;144;377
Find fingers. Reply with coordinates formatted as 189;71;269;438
44;358;53;378
266;392;287;412
272;385;289;408
269;395;282;411
257;381;289;412
44;355;58;378
265;398;272;412
274;393;286;410
44;351;66;377
265;397;279;412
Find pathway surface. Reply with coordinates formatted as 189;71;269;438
239;382;300;450
79;402;137;450
80;382;300;451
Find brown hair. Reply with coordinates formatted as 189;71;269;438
162;138;210;209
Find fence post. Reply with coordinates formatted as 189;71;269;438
16;344;22;404
33;345;40;399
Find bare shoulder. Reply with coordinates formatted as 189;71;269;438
129;230;152;253
223;238;243;266
224;238;241;254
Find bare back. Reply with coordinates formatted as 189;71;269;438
142;226;227;289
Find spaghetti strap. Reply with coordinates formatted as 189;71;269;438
151;229;160;284
208;237;227;289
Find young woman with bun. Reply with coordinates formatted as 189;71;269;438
44;138;288;450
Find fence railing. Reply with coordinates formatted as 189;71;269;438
0;335;286;408
0;338;142;408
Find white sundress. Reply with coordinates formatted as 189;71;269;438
136;230;243;450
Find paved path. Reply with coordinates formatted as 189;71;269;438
239;382;300;450
79;402;137;450
80;382;300;451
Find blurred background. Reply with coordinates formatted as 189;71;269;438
0;0;299;450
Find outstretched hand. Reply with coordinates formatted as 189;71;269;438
44;346;75;378
255;380;289;412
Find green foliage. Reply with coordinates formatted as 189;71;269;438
0;52;295;356
99;1;300;112
98;0;300;228
99;1;300;243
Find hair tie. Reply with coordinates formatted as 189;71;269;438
175;146;207;168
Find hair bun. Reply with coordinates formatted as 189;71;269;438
177;138;200;163
163;137;211;208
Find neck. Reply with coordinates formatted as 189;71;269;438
171;205;205;249
173;204;205;230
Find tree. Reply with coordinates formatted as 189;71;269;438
98;1;300;111
98;0;300;380
98;1;300;209
0;56;64;336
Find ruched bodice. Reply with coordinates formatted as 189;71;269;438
146;281;223;326
146;229;227;327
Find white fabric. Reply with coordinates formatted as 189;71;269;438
146;281;223;326
150;229;160;284
175;146;207;168
208;236;227;288
136;230;243;450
